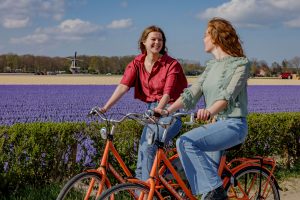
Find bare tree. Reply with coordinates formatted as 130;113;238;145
290;56;300;75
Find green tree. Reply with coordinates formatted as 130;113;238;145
89;56;101;73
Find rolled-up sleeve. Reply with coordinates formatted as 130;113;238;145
216;64;248;103
180;73;206;110
120;61;137;87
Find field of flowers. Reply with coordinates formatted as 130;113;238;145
1;85;300;126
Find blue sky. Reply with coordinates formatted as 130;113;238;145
0;0;300;65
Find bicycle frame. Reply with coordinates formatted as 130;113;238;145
151;145;196;199
69;109;142;199
130;146;278;200
85;136;135;198
126;112;198;200
96;113;279;200
69;108;183;200
121;112;279;200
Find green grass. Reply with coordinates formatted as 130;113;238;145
0;184;61;200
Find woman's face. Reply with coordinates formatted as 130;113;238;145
203;29;215;53
143;31;163;54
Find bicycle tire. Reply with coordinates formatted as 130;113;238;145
225;166;280;200
97;182;159;200
57;171;109;200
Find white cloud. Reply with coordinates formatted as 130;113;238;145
10;18;102;44
0;0;65;28
266;0;300;11
58;19;100;34
284;17;300;28
37;0;64;21
107;18;133;29
198;0;300;28
10;34;49;44
3;17;30;28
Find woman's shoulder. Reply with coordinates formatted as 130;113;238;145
133;54;145;62
125;54;144;71
207;56;249;67
160;53;180;65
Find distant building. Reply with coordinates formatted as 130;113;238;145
66;51;82;74
256;69;267;77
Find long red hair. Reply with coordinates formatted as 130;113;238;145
207;17;245;57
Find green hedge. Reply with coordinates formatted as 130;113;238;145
0;113;299;195
240;113;300;168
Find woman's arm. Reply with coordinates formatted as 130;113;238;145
100;84;129;112
196;100;228;121
154;96;184;116
156;94;170;110
206;100;228;116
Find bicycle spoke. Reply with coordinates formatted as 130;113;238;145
226;166;280;200
57;172;108;200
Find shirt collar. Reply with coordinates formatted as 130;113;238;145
136;53;168;65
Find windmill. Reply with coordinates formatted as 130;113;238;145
66;51;82;74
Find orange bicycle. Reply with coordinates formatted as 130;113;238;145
56;107;184;200
97;112;281;200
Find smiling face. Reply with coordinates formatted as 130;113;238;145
138;26;167;55
143;31;163;55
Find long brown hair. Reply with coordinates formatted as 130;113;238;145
207;17;245;57
138;25;167;55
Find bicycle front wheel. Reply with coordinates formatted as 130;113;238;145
57;171;109;200
97;182;159;200
225;166;280;200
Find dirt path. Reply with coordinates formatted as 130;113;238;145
280;177;300;200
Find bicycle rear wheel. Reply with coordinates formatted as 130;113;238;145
97;182;159;200
225;166;280;200
57;171;109;200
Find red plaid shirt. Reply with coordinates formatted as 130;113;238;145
120;53;188;103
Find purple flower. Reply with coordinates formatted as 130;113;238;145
1;85;300;126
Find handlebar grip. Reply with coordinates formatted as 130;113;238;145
87;106;102;117
146;109;162;118
193;112;197;119
153;111;162;118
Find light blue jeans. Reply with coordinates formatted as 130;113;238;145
176;117;248;196
135;102;182;181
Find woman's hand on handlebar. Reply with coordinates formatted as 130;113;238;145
99;107;107;113
196;108;211;121
153;108;169;118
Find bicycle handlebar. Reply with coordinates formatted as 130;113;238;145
88;106;150;125
88;107;197;143
88;106;197;127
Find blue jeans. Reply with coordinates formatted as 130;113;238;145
135;102;182;181
176;117;248;196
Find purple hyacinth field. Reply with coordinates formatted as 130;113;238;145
0;85;300;126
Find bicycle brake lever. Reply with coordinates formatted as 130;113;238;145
87;106;100;117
